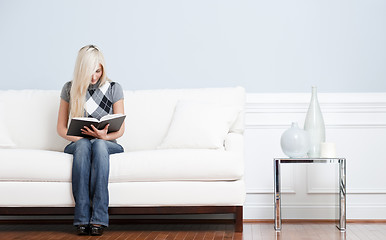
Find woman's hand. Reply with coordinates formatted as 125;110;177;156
81;124;110;140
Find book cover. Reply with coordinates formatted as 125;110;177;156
67;114;126;137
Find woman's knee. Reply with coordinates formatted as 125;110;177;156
92;139;109;155
92;139;108;149
73;139;92;155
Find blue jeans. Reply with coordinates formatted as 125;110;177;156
64;138;124;227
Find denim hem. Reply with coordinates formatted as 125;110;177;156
90;221;108;227
73;222;90;226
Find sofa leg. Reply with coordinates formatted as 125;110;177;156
235;206;243;232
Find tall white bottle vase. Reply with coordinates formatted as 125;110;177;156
304;86;325;158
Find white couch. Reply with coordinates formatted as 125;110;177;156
0;87;245;231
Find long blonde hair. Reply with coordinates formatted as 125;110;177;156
70;45;109;118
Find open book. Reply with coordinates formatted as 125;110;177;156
67;114;126;137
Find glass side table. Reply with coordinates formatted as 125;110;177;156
274;158;346;232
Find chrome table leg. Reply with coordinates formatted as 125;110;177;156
274;159;281;231
338;158;346;231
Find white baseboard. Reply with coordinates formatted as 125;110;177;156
244;204;386;220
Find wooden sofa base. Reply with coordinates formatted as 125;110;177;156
0;206;243;232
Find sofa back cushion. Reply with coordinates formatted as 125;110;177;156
0;90;69;151
0;101;16;148
0;87;244;151
119;87;245;151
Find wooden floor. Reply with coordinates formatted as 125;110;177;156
0;222;386;240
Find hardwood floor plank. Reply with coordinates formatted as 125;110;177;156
349;223;374;240
260;223;278;240
223;224;234;240
184;229;198;240
160;224;182;240
375;224;386;240
241;224;252;240
204;223;220;240
250;222;261;240
109;225;136;240
172;224;190;240
99;225;135;240
359;224;382;240
192;224;206;240
301;224;319;240
1;222;386;239
155;231;170;240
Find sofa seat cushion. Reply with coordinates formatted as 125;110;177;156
109;149;243;182
0;149;243;183
0;149;72;182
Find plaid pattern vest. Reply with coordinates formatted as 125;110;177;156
85;81;116;120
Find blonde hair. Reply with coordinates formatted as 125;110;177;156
70;45;109;118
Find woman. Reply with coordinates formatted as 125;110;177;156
57;45;125;236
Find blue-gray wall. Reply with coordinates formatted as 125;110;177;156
1;0;385;92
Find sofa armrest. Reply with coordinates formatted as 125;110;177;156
224;132;244;153
225;132;244;177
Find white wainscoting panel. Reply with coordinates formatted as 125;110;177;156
244;92;386;219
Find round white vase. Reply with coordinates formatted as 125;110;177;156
280;122;310;158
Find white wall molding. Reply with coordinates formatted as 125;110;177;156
244;203;386;220
246;93;386;114
246;92;386;127
246;92;386;105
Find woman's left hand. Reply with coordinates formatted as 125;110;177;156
81;124;109;140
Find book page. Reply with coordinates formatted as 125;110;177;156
71;117;99;123
100;113;125;121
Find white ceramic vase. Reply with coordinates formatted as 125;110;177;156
280;122;310;158
304;86;325;158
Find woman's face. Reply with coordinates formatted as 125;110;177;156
91;64;103;85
